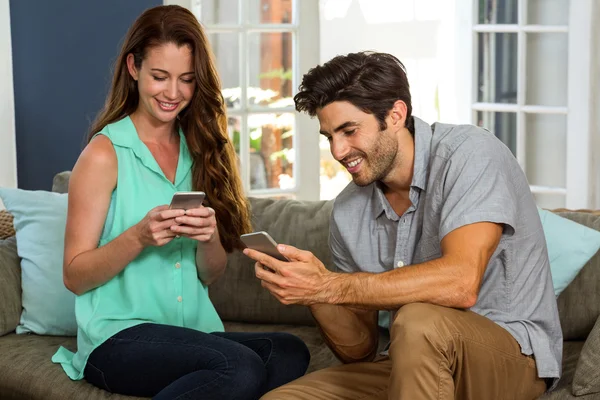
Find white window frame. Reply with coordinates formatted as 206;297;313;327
165;0;321;200
0;0;17;191
467;0;595;209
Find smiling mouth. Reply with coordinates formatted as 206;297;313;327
344;157;363;168
343;157;364;173
156;100;179;111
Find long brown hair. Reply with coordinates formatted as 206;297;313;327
89;5;251;252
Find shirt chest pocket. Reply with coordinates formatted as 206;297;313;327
413;236;441;264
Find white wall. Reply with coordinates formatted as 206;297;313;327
318;0;466;199
319;0;463;124
0;0;17;210
164;0;193;9
593;0;600;209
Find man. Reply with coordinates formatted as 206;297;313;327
243;52;562;399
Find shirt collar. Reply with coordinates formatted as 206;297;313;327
411;116;432;191
370;116;433;220
106;116;192;187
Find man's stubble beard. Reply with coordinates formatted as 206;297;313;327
352;130;399;187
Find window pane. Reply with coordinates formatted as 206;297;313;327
248;0;293;24
478;0;517;24
248;113;294;190
533;193;565;209
196;0;239;25
247;32;294;107
525;114;566;188
208;33;241;109
476;111;517;155
477;33;518;104
226;116;241;157
526;33;568;107
527;0;569;25
320;135;351;200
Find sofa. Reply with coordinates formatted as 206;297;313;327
1;172;600;399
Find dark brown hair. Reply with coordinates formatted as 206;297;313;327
88;5;251;252
294;51;414;133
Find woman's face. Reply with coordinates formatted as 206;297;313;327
127;42;196;125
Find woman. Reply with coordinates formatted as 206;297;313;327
52;5;309;399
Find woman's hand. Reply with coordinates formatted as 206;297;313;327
170;206;218;243
134;205;185;247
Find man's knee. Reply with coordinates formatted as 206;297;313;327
392;302;449;328
391;303;455;345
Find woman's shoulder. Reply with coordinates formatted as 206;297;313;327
79;135;117;171
69;134;118;194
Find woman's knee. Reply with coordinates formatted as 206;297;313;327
227;347;268;396
269;333;310;372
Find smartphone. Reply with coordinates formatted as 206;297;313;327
240;231;288;262
169;191;206;210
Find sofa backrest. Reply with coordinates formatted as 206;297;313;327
2;170;600;338
555;211;600;340
211;201;600;338
209;197;334;326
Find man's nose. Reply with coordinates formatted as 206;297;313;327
330;136;349;162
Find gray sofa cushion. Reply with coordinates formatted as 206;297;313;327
0;333;146;400
572;317;600;396
556;212;600;340
52;171;70;194
209;197;334;325
539;341;586;400
0;237;21;336
0;321;388;400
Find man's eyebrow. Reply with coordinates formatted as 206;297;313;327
150;68;194;76
319;121;360;135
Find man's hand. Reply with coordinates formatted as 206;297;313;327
243;244;341;305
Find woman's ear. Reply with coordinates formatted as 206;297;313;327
126;53;139;81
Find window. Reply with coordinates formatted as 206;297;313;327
472;0;595;209
192;0;321;200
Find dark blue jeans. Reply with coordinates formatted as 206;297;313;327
84;323;310;400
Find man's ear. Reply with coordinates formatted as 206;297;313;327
389;100;408;129
126;53;139;81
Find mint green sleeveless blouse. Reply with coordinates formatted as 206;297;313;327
52;116;224;380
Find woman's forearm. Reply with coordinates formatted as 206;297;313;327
64;226;144;295
196;231;227;285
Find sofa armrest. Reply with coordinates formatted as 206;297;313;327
0;236;21;336
572;316;600;395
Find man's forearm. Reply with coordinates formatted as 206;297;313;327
329;256;478;310
309;303;379;363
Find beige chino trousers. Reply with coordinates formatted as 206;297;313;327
261;303;547;400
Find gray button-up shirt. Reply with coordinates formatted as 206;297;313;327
329;117;562;381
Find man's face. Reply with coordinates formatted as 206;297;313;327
317;101;399;187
